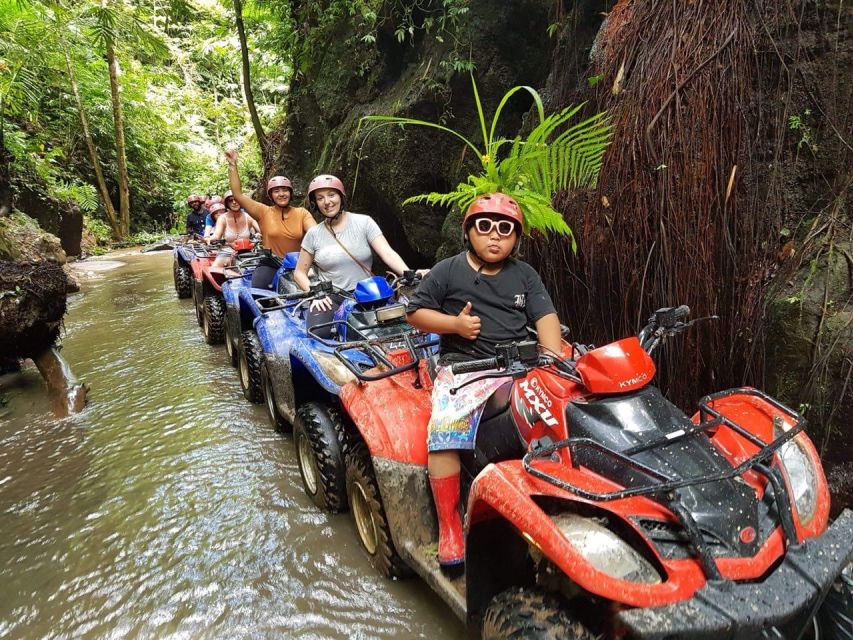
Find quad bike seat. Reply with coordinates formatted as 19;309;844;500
481;381;512;421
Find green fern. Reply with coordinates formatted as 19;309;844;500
360;74;611;250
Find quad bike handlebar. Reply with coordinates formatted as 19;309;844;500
448;340;578;394
637;305;718;355
386;269;422;290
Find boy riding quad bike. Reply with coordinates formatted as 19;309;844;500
328;305;852;639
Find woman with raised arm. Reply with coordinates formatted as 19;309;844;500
224;149;316;289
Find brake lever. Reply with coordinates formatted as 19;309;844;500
684;314;719;328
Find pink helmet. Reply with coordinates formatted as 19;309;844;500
223;190;236;206
463;193;524;228
210;195;224;205
266;176;293;197
208;202;226;216
187;194;201;204
307;174;346;200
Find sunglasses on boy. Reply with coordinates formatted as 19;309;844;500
472;217;516;237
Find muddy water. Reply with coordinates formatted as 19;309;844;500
0;250;464;639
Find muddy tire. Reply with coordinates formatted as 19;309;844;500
262;362;290;433
202;296;225;345
294;402;346;512
481;588;593;640
174;262;192;299
238;330;264;403
224;312;238;367
345;440;410;578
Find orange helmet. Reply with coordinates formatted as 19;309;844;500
463;193;523;228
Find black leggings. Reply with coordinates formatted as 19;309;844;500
306;293;345;339
251;264;278;291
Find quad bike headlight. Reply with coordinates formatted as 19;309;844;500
553;513;661;584
774;418;818;525
312;351;357;387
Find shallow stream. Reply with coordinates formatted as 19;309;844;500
0;250;464;639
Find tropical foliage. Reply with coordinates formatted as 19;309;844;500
362;74;612;250
0;0;290;238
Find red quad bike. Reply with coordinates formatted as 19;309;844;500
190;238;257;345
332;306;853;639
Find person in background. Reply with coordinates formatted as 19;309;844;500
203;202;225;238
203;195;223;231
207;191;260;267
224;149;316;290
294;174;424;336
185;195;205;237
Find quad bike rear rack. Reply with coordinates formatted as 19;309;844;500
523;387;805;580
327;332;439;382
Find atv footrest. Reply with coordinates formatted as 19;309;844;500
617;508;853;639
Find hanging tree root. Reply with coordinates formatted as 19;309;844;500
531;0;852;409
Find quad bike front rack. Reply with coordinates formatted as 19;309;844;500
523;388;806;580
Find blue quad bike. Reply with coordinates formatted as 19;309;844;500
221;250;302;368
239;272;430;513
172;237;208;299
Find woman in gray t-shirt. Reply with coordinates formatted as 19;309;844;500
294;174;423;331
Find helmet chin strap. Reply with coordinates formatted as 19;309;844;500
323;208;345;226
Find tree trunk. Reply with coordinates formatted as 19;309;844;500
60;40;121;239
0;114;11;218
233;0;268;167
105;37;131;238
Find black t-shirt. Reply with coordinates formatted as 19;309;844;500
407;252;556;362
186;210;205;236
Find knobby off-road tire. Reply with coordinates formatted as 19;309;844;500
238;330;264;403
345;440;410;579
481;587;594;640
174;262;192;299
202;296;225;345
294;402;347;512
224;312;238;367
262;362;290;433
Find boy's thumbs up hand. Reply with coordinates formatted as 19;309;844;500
456;301;481;340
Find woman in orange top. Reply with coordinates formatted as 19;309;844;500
225;149;317;289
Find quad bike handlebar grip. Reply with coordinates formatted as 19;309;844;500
451;357;499;375
656;304;691;328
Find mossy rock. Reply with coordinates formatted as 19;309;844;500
766;239;852;464
0;211;66;264
274;0;554;267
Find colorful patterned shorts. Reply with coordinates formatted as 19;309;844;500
427;365;512;452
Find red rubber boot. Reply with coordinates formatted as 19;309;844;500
429;473;464;568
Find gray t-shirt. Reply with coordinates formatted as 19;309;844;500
301;212;383;290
